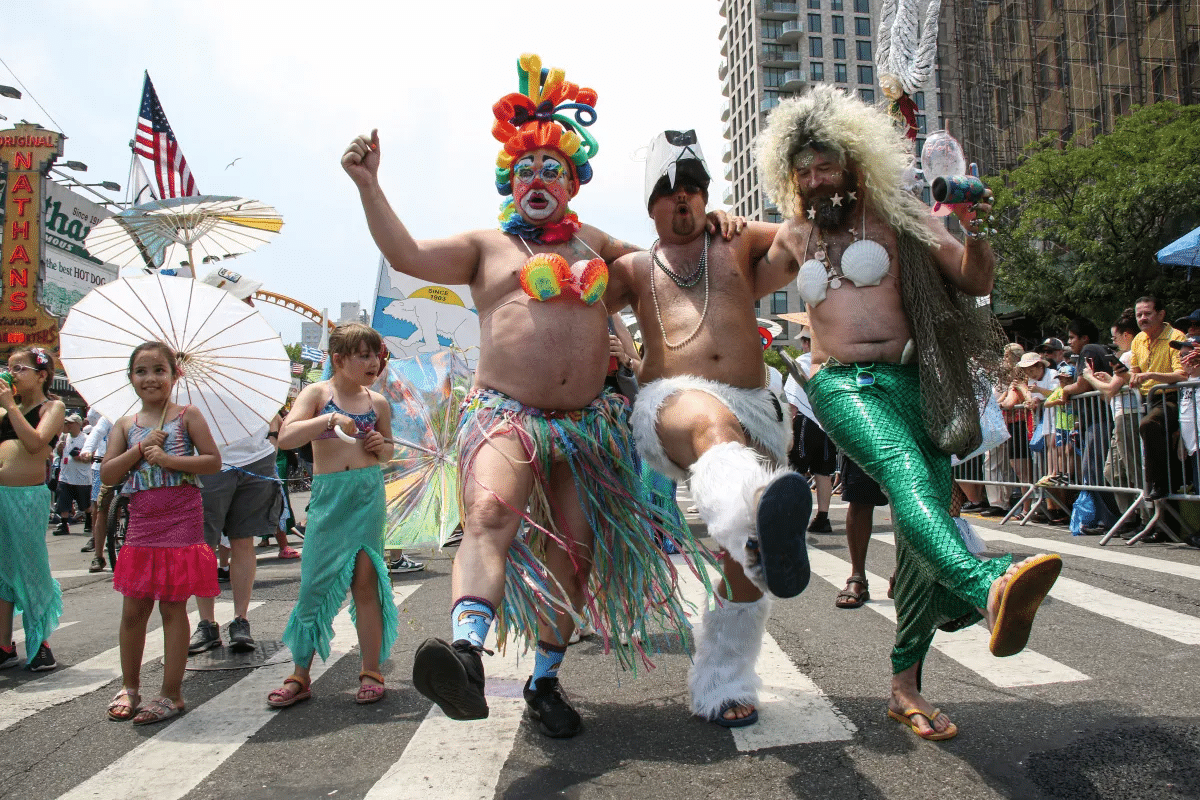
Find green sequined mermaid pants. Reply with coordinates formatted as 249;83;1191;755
807;362;1013;674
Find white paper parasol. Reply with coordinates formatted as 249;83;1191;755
59;274;291;443
83;195;284;275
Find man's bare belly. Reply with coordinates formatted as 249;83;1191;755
808;282;911;367
641;337;769;389
475;298;609;410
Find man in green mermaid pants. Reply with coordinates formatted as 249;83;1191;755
758;85;1062;741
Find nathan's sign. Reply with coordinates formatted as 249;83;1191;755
0;124;62;358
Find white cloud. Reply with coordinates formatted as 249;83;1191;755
4;0;729;341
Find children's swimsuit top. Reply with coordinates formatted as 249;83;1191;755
125;409;199;493
795;205;893;307
517;235;608;306
315;395;378;440
0;402;43;442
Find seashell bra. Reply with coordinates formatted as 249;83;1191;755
517;236;608;305
796;204;893;307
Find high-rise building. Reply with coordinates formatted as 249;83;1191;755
718;0;956;340
944;0;1200;175
300;321;322;350
340;302;361;324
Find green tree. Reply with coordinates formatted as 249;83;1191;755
284;343;301;363
988;102;1200;331
763;345;800;378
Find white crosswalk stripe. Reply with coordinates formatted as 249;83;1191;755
872;533;1200;646
55;587;418;800
364;628;528;800
10;619;78;646
0;601;258;732
968;525;1200;581
806;547;1089;687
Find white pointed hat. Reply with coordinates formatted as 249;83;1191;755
644;130;711;209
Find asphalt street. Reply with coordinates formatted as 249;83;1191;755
4;489;1200;800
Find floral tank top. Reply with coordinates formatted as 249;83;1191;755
123;409;200;494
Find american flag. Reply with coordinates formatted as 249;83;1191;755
301;345;325;364
133;73;199;199
291;363;304;375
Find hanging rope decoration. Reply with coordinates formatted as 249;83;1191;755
491;53;600;197
875;0;942;140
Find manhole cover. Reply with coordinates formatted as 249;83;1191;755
181;640;291;671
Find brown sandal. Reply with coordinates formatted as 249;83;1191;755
267;674;312;708
356;670;386;705
835;575;870;609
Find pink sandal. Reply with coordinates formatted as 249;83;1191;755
278;546;301;560
356;670;386;705
268;674;312;708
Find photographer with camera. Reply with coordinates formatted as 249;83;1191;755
53;413;91;537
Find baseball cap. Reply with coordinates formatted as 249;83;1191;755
1174;310;1200;331
1169;334;1200;350
1017;352;1047;369
64;413;83;424
1035;337;1065;353
1056;363;1076;379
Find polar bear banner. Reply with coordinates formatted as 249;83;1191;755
370;256;480;370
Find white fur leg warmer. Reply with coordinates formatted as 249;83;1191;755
689;442;785;591
688;595;772;720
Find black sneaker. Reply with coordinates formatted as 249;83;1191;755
412;638;490;720
227;617;255;652
188;619;222;654
0;642;18;670
807;512;832;533
26;643;56;672
755;472;812;599
89;555;106;573
81;539;95;553
523;676;582;738
216;567;230;583
53;523;70;536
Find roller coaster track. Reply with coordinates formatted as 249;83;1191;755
252;290;336;329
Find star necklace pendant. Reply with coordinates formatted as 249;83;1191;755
831;193;843;207
807;206;816;220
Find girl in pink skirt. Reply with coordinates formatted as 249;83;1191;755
100;342;222;724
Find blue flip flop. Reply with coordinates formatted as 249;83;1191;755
712;700;759;728
755;472;812;598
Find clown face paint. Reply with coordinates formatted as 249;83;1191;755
513;150;573;224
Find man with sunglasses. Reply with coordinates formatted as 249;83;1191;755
608;130;812;728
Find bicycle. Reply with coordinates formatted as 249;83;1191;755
106;493;129;569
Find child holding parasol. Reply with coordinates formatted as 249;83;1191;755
101;341;222;724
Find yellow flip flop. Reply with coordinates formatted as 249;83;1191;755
989;554;1063;657
888;707;958;741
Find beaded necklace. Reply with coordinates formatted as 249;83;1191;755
650;232;711;351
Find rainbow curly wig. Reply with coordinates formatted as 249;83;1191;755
492;54;599;197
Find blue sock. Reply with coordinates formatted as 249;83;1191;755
450;597;495;648
530;640;567;684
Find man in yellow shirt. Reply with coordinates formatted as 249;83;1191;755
1130;296;1187;498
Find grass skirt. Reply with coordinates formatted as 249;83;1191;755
0;484;61;661
282;466;396;666
114;485;219;602
457;387;713;673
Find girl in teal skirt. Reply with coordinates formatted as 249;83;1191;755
269;324;395;708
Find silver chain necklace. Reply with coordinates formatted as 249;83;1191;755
650;232;711;350
651;231;708;287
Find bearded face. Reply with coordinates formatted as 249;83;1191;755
793;148;860;230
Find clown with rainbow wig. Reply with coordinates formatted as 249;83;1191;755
342;54;735;739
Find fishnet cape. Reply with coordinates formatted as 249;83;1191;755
897;231;1007;457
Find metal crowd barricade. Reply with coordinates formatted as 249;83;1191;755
953;387;1147;543
1135;380;1200;545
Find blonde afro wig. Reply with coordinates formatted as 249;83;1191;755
755;85;937;247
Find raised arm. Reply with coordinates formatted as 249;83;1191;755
342;129;481;286
749;222;796;298
929;189;996;297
